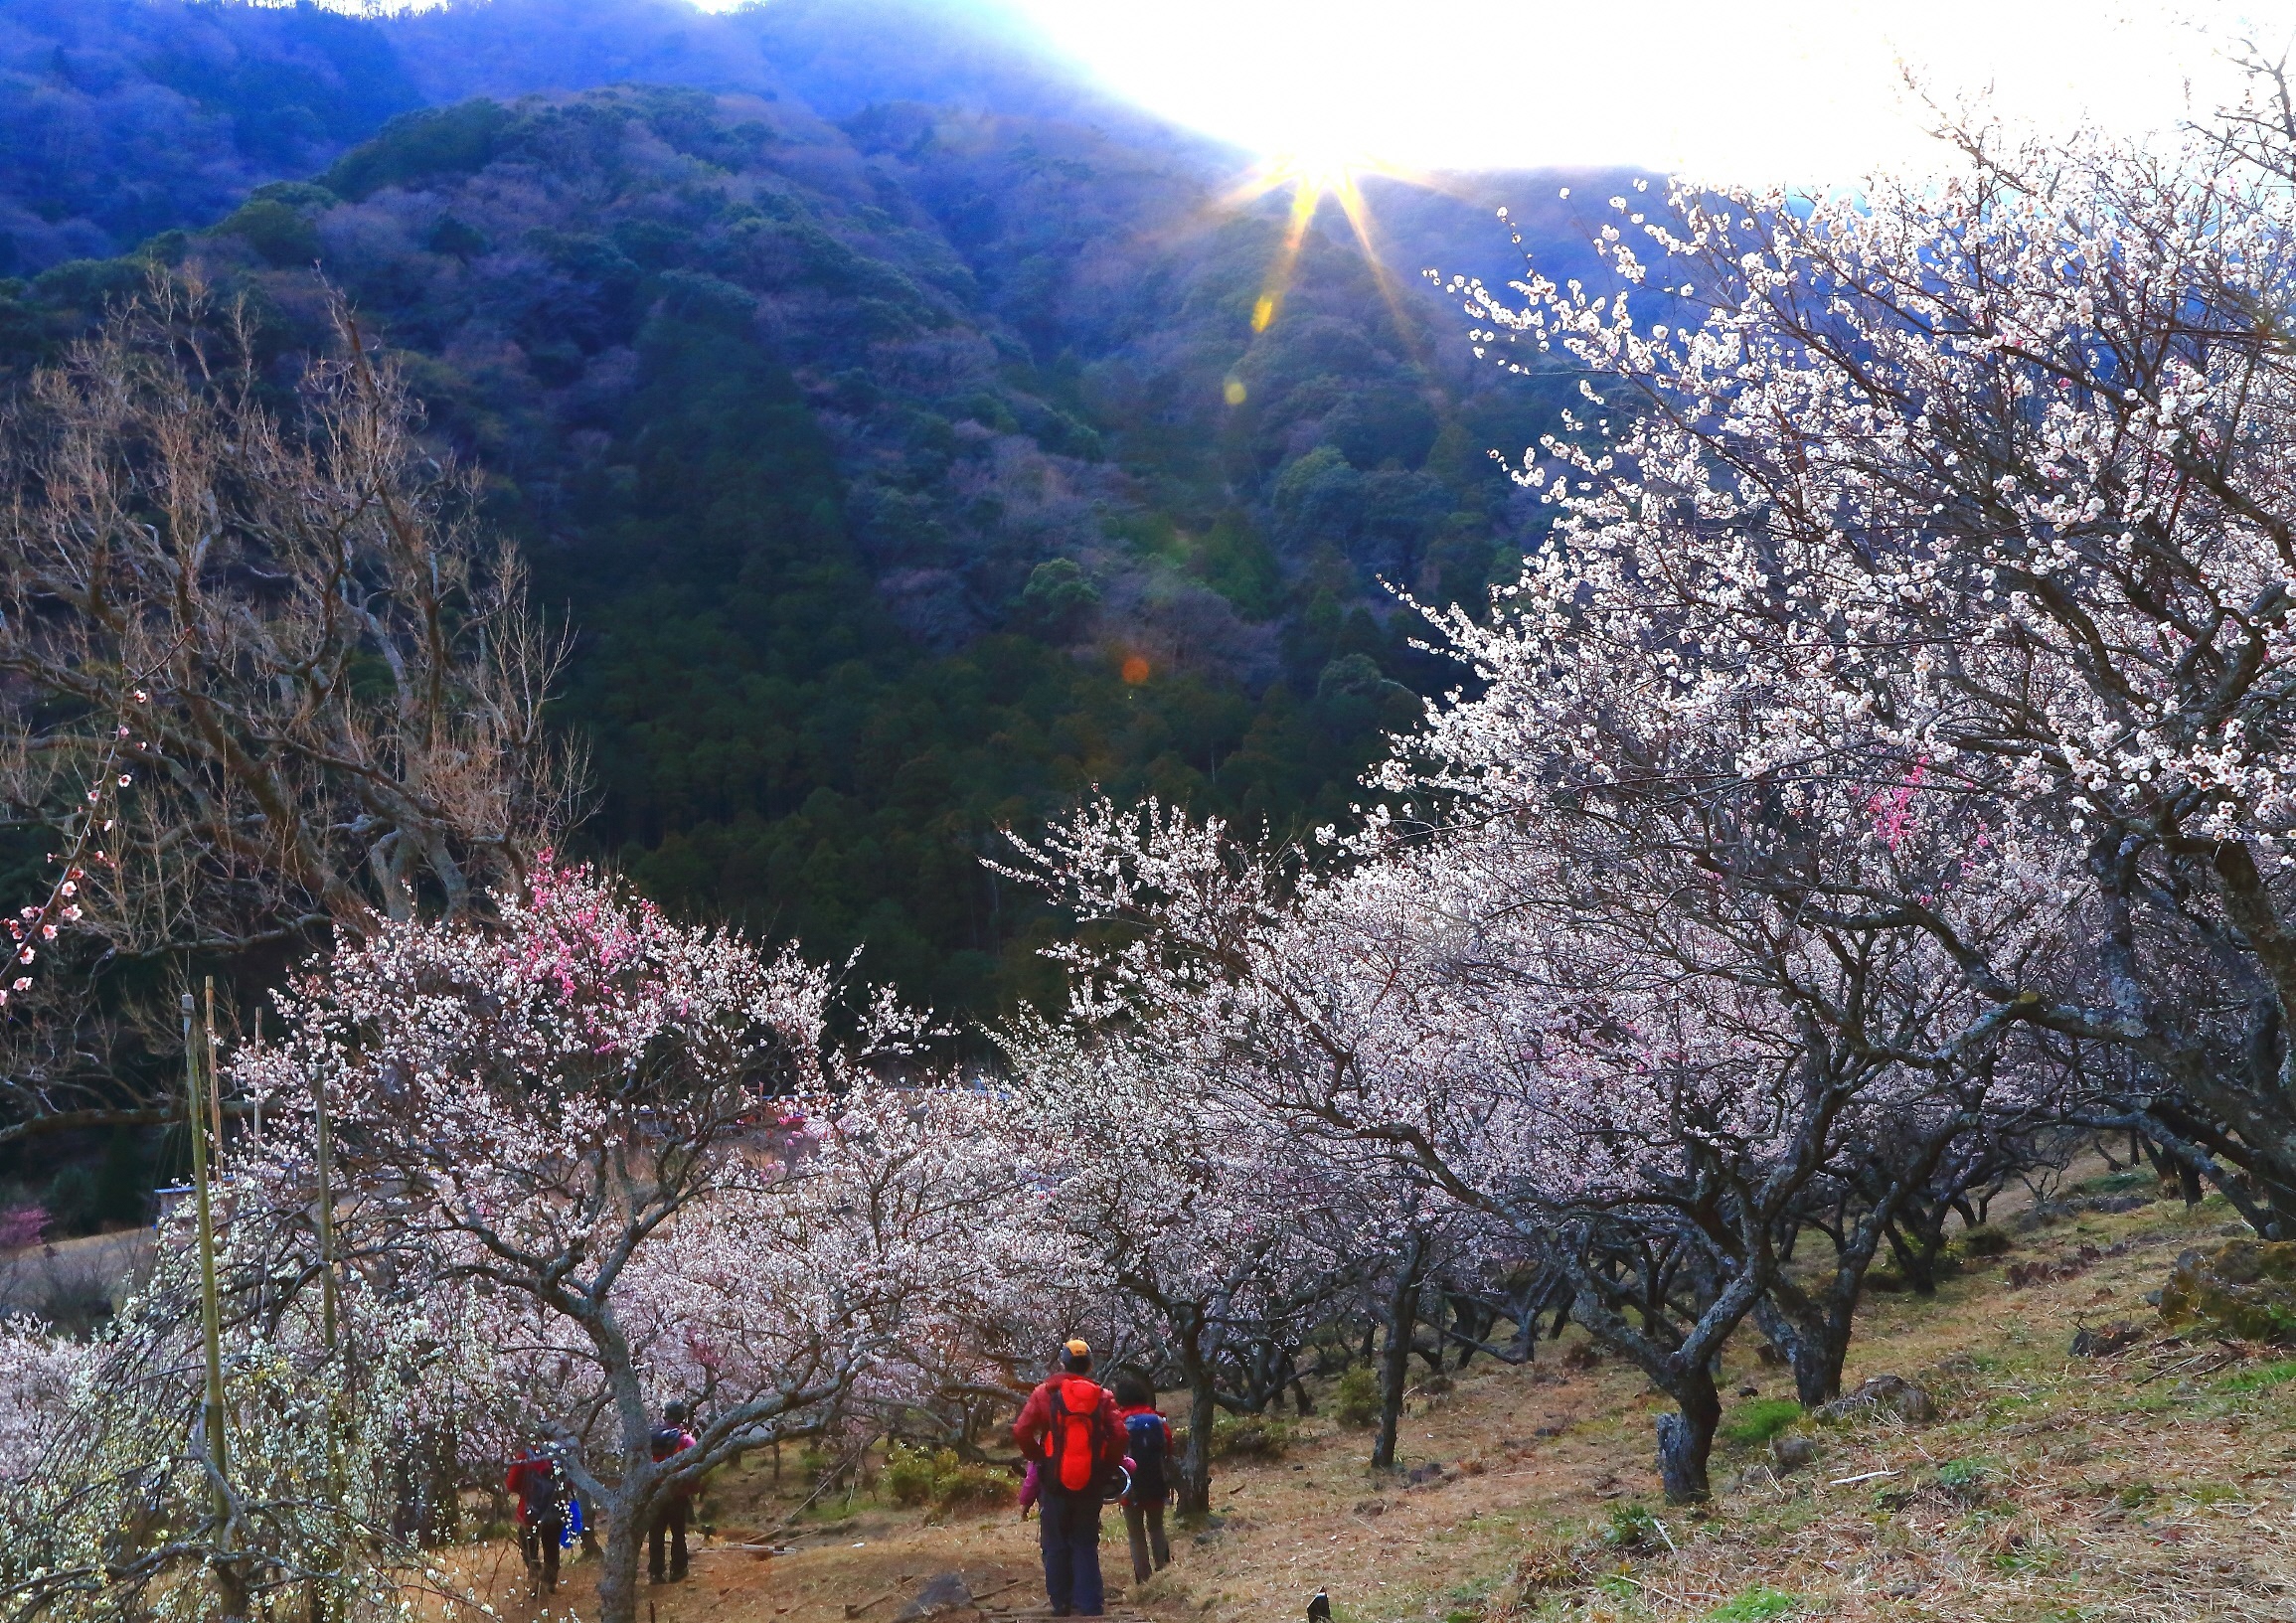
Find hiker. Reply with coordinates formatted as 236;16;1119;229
505;1439;570;1594
1110;1372;1172;1585
648;1401;698;1585
1013;1339;1126;1617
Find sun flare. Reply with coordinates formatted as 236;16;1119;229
1224;149;1405;336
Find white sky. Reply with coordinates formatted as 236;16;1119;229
693;0;2296;182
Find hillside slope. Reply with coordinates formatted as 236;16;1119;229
443;1179;2293;1623
0;66;1605;1019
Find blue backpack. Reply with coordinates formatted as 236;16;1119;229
1123;1412;1168;1502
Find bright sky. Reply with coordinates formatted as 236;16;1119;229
702;0;2294;182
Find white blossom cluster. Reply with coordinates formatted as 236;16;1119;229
0;1315;91;1484
1406;112;2296;1228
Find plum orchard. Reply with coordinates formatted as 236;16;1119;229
15;84;2296;1623
1009;94;2296;1502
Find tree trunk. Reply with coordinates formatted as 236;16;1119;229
1654;1374;1721;1505
212;1553;249;1623
1239;1342;1281;1413
1883;1217;1940;1296
1174;1331;1219;1517
1372;1257;1420;1472
1271;1350;1313;1416
1450;1295;1493;1370
595;1496;645;1623
1763;1285;1855;1404
1785;1319;1844;1410
1787;1353;1828;1411
1555;1242;1757;1506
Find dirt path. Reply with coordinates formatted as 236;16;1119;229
447;1177;2296;1623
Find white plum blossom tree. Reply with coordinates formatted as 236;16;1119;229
0;1316;91;1486
220;860;1017;1623
998;1010;1360;1513
1426;113;2296;1233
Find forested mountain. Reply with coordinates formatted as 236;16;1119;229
0;0;1611;1030
5;0;1241;273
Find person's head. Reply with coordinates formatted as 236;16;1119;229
1111;1371;1152;1408
664;1401;688;1425
1060;1338;1092;1376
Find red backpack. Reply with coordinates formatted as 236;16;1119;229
1043;1377;1105;1492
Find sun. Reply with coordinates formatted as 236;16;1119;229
1255;151;1364;209
1221;147;1413;346
1223;150;1392;334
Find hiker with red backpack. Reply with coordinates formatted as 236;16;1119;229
1110;1372;1173;1583
648;1401;698;1585
1013;1339;1127;1617
506;1438;572;1595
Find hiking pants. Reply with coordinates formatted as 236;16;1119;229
1038;1487;1105;1616
648;1500;689;1579
1123;1501;1170;1583
519;1509;563;1592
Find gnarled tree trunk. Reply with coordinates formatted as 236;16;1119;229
1654;1372;1722;1505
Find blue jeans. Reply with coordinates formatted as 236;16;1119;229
1038;1488;1105;1615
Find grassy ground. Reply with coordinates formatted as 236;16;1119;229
454;1176;2296;1623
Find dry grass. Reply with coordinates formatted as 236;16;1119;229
0;1227;152;1320
442;1183;2296;1623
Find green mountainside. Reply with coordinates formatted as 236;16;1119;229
0;1;1610;1023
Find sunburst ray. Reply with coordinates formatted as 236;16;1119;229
1225;151;1430;350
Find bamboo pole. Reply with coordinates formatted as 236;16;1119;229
204;977;225;1155
311;1059;343;1623
312;1068;339;1353
183;993;232;1541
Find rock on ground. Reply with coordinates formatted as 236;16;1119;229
1819;1374;1936;1425
1770;1434;1820;1472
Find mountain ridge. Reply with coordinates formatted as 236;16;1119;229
0;0;1617;1022
0;0;1202;272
